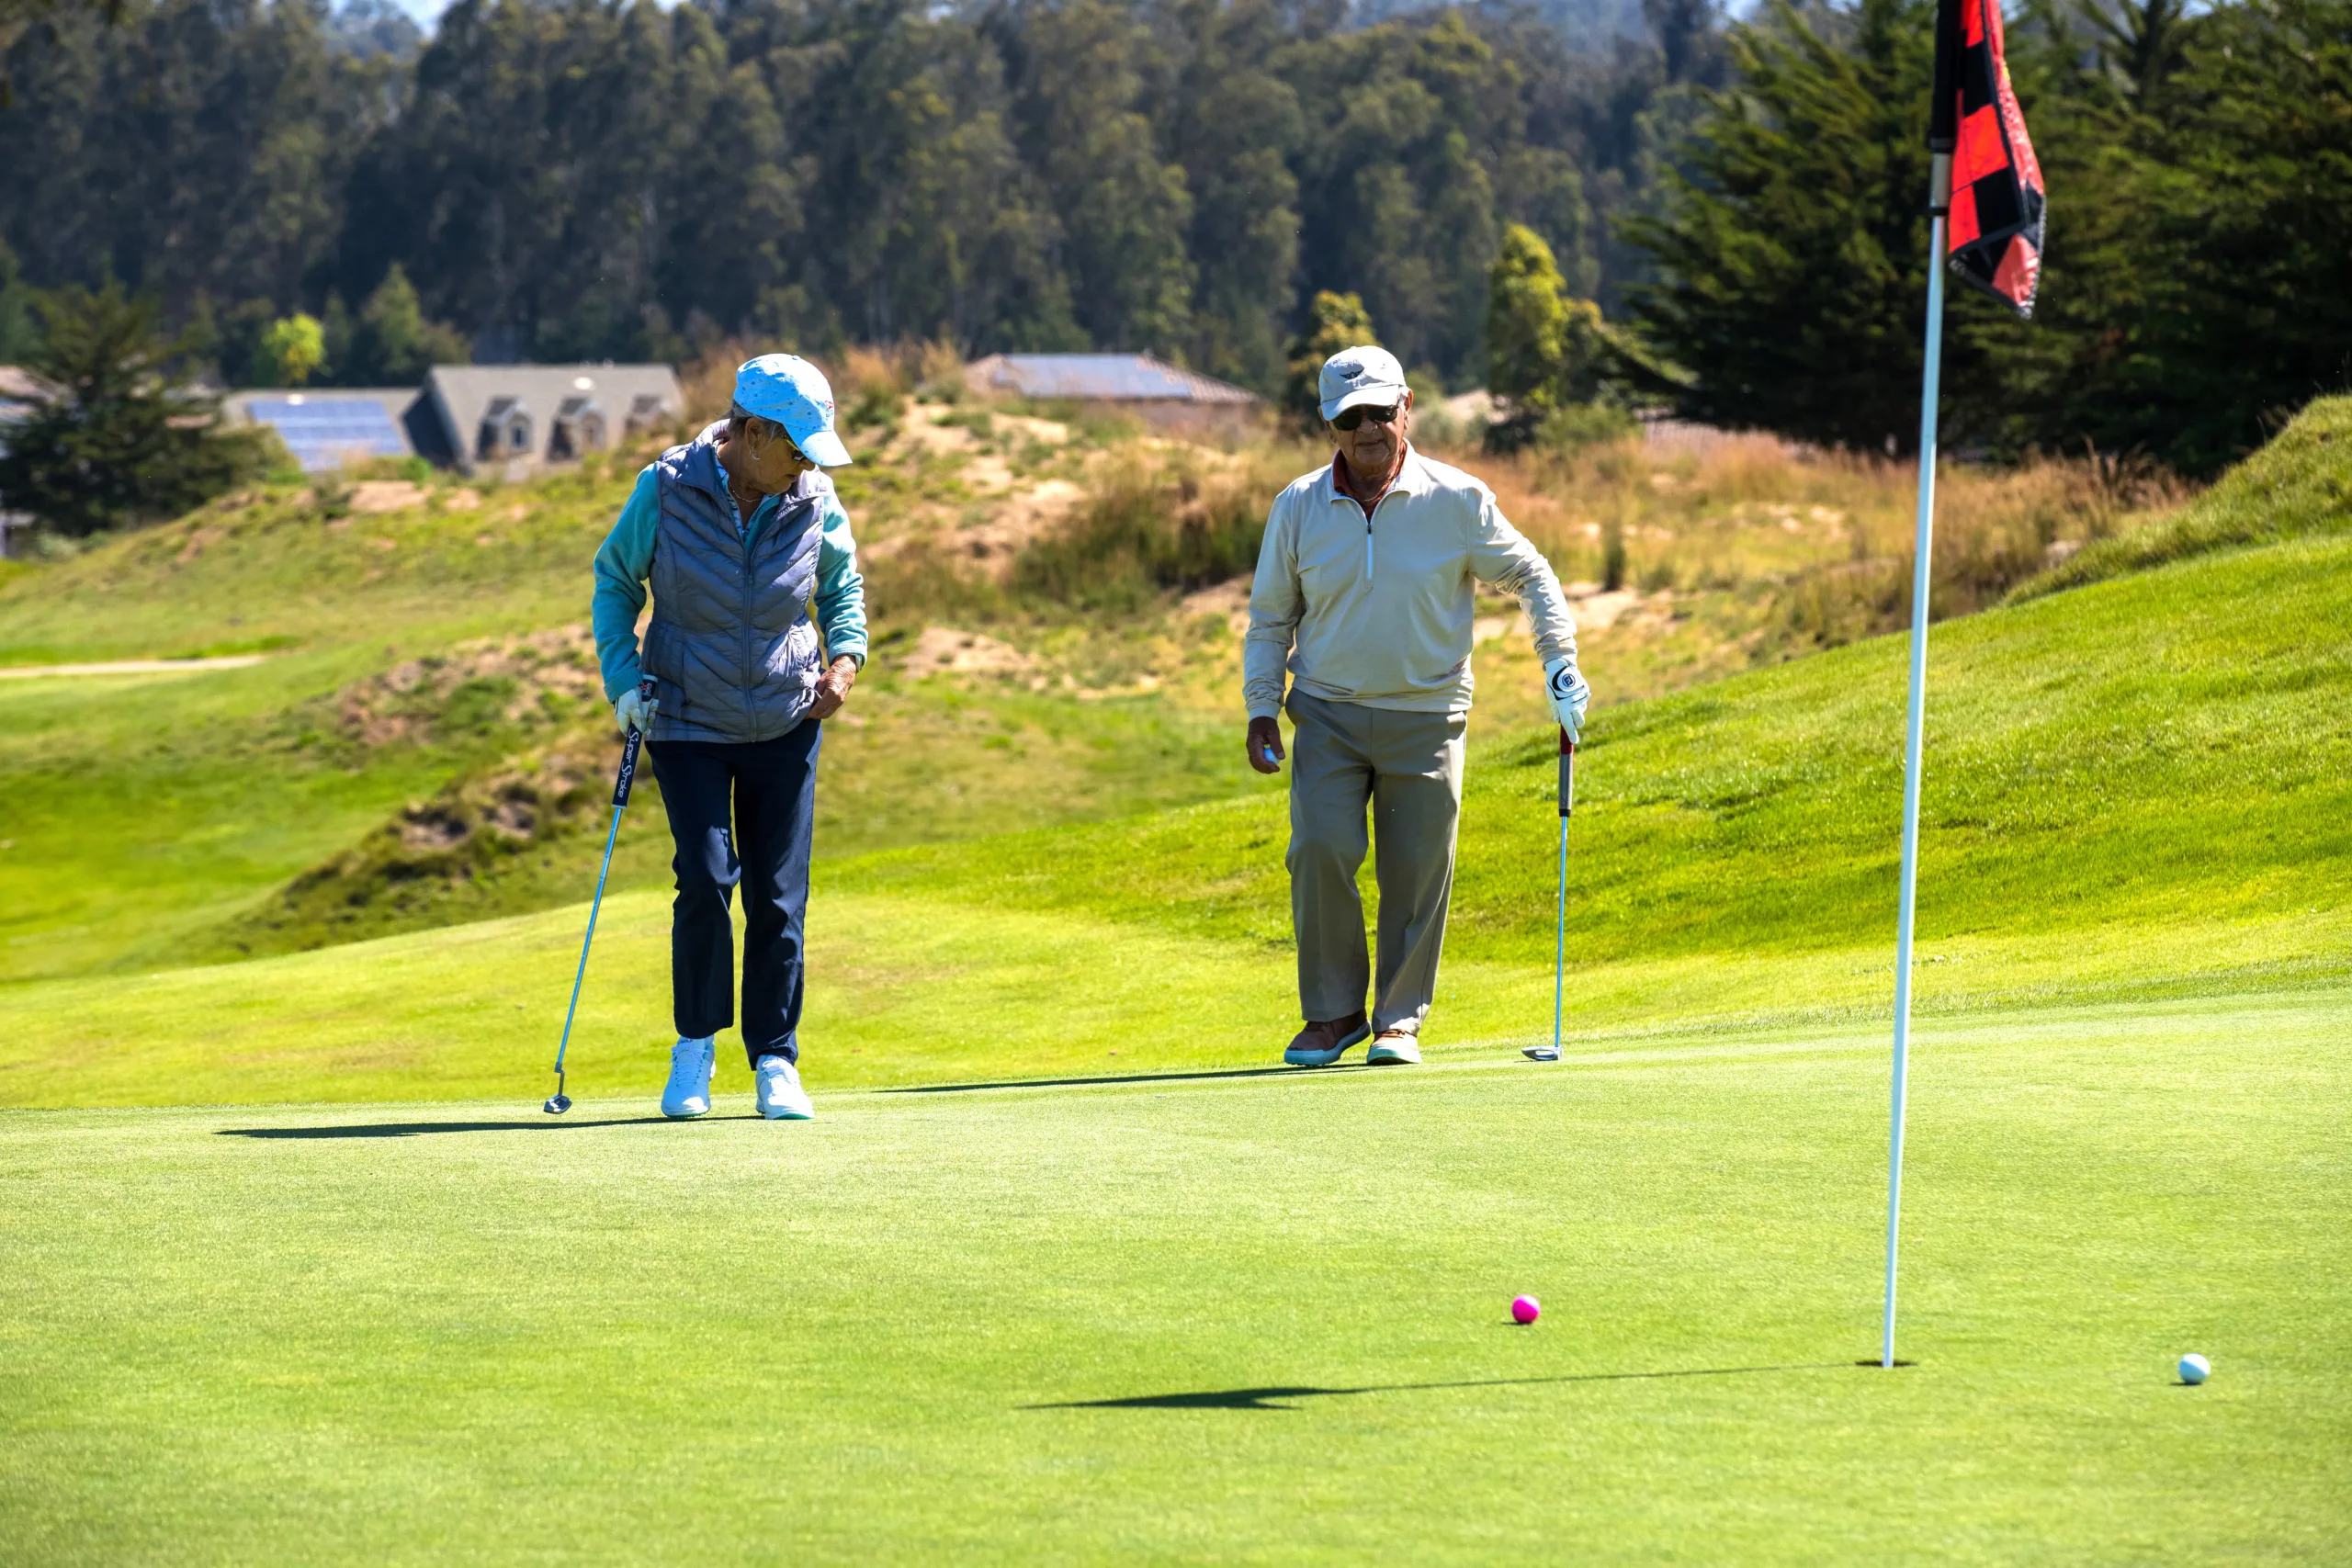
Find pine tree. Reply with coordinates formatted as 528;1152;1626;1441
0;282;269;536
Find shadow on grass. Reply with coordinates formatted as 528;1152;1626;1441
1033;1363;1857;1411
219;1116;707;1139
886;1065;1369;1095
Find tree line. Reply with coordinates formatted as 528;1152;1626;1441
1628;0;2351;474
0;0;2343;511
0;0;1714;398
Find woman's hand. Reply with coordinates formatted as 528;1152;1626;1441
808;656;859;722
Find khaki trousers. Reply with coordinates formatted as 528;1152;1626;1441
1284;691;1466;1034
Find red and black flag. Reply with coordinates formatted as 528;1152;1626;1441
1931;0;2045;317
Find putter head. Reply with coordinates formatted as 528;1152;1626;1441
1522;1046;1562;1062
543;1093;571;1115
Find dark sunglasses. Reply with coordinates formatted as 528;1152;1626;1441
1331;402;1403;432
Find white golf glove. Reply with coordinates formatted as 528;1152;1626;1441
614;686;658;739
1544;656;1589;744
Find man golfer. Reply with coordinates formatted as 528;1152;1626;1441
1245;345;1589;1067
591;354;865;1121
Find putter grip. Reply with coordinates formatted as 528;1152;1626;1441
1557;729;1576;818
613;678;655;807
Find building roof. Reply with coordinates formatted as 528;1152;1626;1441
220;389;423;472
424;364;683;470
965;354;1259;405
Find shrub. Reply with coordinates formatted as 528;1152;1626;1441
1014;452;1289;612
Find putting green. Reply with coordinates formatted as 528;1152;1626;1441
4;988;2345;1562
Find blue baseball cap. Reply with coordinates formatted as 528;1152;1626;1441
731;353;854;467
1317;344;1408;422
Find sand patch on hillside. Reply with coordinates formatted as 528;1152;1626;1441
338;626;602;745
899;626;1035;680
349;481;430;514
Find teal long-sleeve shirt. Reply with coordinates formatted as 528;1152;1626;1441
591;463;867;703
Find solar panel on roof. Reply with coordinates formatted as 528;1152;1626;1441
984;355;1252;402
247;399;408;472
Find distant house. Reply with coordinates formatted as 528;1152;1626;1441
0;367;51;557
420;365;683;478
0;364;46;425
963;353;1261;440
221;389;425;473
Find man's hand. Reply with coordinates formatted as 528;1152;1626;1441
808;656;859;722
1246;716;1285;774
614;685;657;739
1544;656;1589;744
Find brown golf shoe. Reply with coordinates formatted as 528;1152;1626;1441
1283;1012;1370;1067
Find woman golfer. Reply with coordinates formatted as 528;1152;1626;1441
590;355;865;1121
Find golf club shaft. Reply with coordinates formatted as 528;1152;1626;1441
552;697;651;1081
1554;729;1574;1056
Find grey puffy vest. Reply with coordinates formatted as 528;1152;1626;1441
640;423;829;744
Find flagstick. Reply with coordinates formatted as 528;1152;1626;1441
1883;169;1951;1371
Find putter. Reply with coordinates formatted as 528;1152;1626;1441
1524;728;1575;1063
545;679;656;1114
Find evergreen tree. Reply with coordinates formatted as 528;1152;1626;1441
0;282;269;536
2098;0;2352;470
1620;0;2005;452
0;239;35;362
322;265;469;385
2077;0;2199;107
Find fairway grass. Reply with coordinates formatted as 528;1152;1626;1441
4;989;2346;1562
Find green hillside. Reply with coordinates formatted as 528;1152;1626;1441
3;513;2344;1108
0;423;1291;982
3;396;2343;1046
2012;394;2352;600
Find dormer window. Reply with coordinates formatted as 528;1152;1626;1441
549;395;606;461
479;396;532;459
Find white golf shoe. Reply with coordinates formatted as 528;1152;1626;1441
1366;1031;1422;1066
755;1054;813;1121
662;1036;716;1118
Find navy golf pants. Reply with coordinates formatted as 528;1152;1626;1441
646;721;820;1067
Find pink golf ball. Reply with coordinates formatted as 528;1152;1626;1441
1511;1294;1541;1325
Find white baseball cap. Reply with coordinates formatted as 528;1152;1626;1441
732;353;854;467
1317;344;1409;422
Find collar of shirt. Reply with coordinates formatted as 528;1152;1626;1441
1325;444;1429;516
712;457;783;541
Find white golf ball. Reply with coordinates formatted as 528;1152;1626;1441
2178;1353;2211;1385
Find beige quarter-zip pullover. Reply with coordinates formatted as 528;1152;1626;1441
1243;447;1578;717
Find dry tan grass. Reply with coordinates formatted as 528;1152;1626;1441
1451;434;2194;654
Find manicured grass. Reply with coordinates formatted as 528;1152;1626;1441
3;988;2346;1563
2;877;2345;1109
